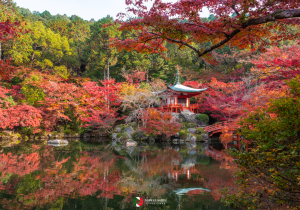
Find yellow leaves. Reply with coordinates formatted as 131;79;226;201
119;83;137;96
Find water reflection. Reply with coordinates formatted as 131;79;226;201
0;141;236;210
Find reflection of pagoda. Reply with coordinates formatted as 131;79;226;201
168;163;201;181
168;151;210;181
157;68;207;113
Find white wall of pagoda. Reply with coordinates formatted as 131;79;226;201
162;96;194;108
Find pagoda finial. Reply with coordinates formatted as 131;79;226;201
175;68;181;85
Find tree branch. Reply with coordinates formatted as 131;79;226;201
153;9;300;57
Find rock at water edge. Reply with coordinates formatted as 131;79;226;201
48;140;69;144
124;126;135;135
126;140;137;147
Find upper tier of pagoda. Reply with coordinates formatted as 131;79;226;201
158;68;208;97
156;68;208;113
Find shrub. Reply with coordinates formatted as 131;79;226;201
64;128;71;134
116;133;121;138
187;122;197;128
132;131;140;141
197;114;209;124
196;135;203;141
179;130;188;139
196;127;205;134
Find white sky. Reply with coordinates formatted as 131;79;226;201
13;0;210;21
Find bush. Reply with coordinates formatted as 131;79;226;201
116;133;121;138
64;128;71;134
187;122;197;128
196;135;203;141
132;131;140;141
179;130;188;139
197;114;209;124
196;127;205;134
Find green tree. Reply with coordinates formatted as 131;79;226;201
221;76;300;209
85;16;120;80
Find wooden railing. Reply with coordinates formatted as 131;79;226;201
190;104;200;113
205;122;251;152
162;104;200;113
162;104;182;113
204;121;229;133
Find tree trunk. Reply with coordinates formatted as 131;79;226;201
104;65;106;81
107;58;110;110
107;58;110;80
0;43;1;60
146;68;149;84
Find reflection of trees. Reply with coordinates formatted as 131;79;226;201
0;143;238;209
201;148;238;201
0;145;121;210
0;152;40;192
118;148;182;196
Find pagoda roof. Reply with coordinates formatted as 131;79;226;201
153;68;208;95
168;83;208;93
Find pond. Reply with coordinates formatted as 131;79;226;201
0;140;237;210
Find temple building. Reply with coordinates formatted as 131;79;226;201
158;69;207;113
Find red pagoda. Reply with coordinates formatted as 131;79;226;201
158;69;207;113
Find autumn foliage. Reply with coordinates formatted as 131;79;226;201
141;108;181;137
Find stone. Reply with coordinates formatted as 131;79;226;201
171;113;180;121
112;133;118;140
124;126;135;135
114;125;123;133
202;134;209;139
172;133;180;138
188;128;196;134
48;140;69;145
126;140;137;147
149;138;155;144
120;133;132;141
83;133;89;139
190;136;196;142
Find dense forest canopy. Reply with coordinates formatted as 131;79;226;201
1;0;264;84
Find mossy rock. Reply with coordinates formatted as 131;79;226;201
196;127;205;134
187;122;197;128
132;131;146;141
114;125;123;133
120;132;131;141
179;130;188;139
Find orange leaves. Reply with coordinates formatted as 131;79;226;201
0;59;16;82
243;45;300;80
141;108;181;137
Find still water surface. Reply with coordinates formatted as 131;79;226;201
0;140;236;210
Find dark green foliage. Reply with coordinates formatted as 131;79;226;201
62;107;82;134
197;114;209;124
196;127;205;134
179;130;188;139
11;76;23;85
